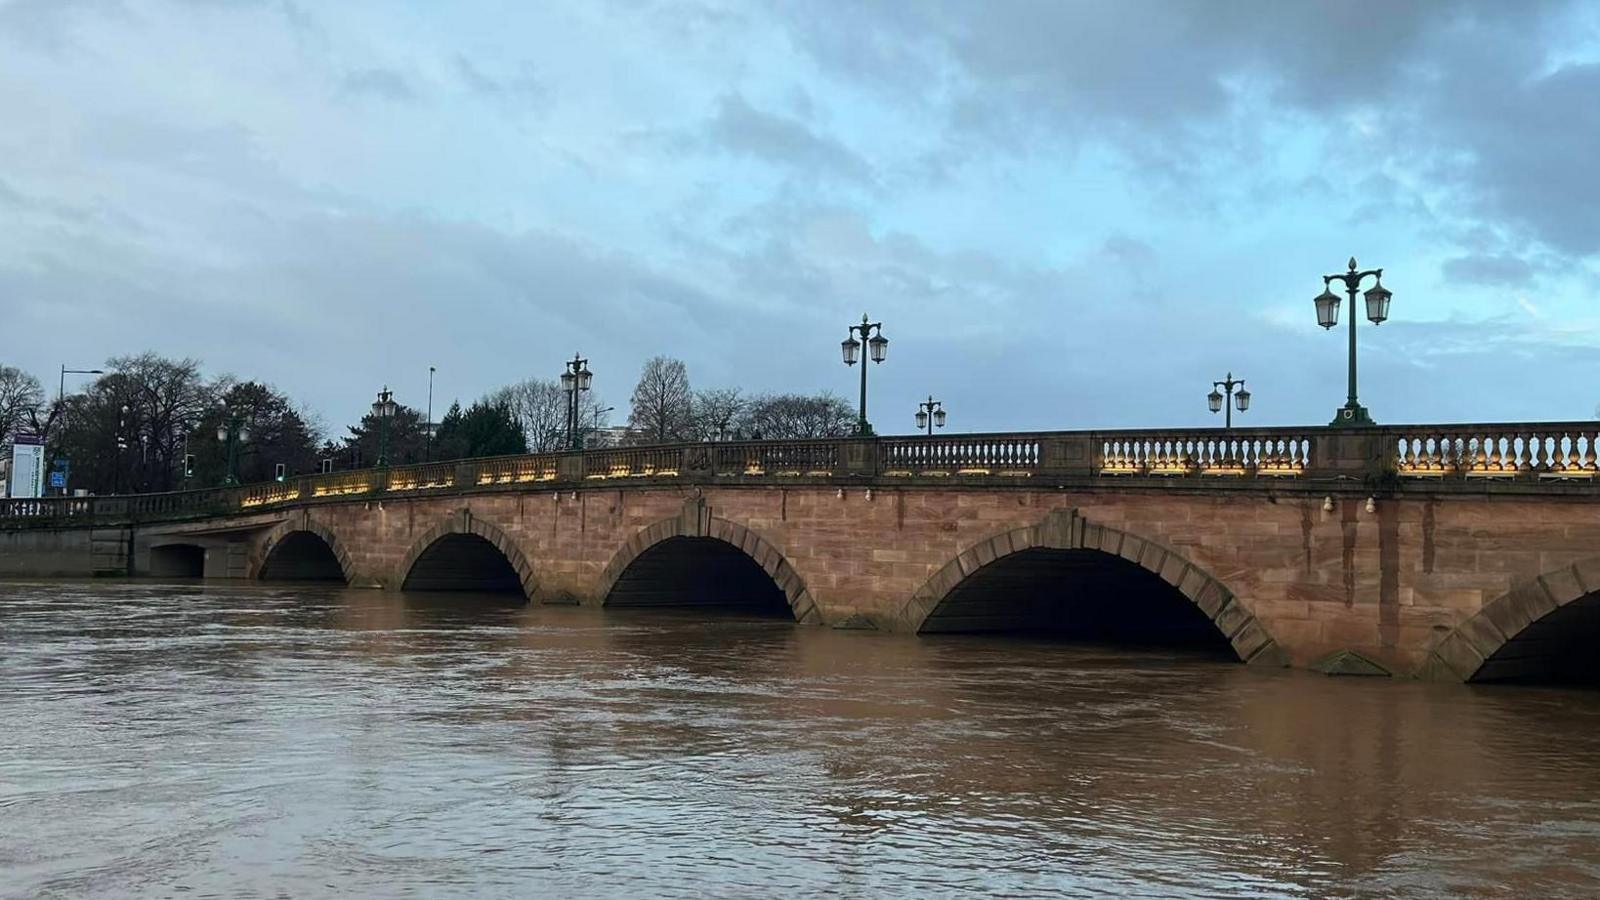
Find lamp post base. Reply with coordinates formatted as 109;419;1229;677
854;422;876;437
1329;404;1375;428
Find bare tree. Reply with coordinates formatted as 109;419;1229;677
689;387;747;441
0;365;44;444
746;392;856;439
628;356;692;443
491;378;569;452
103;353;214;492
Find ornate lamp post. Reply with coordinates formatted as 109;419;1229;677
560;353;593;450
216;408;251;486
1206;374;1251;430
841;314;888;436
371;386;397;468
1314;257;1393;427
915;396;946;435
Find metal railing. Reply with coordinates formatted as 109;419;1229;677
6;422;1599;527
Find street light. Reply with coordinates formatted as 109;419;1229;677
560;352;593;449
915;396;946;435
1206;373;1251;430
841;313;888;435
53;366;103;494
426;365;437;461
57;365;104;412
216;408;251;486
371;386;397;468
588;405;614;448
1315;257;1393;427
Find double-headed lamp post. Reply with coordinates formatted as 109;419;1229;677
560;353;593;449
216;409;250;486
841;314;888;436
1206;374;1251;430
1314;257;1393;427
372;386;398;468
915;396;946;435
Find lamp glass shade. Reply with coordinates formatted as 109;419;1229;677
1234;387;1251;411
1364;282;1391;324
238;425;251;442
216;424;227;441
915;409;929;430
933;408;946;428
560;371;576;390
1207;390;1224;413
868;333;888;363
841;336;860;366
577;368;593;391
1315;286;1341;329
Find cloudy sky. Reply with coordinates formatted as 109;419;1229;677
3;0;1598;435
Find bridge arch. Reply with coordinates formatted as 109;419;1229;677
897;508;1288;665
597;504;820;622
253;520;354;583
395;513;538;600
148;540;208;578
1421;560;1600;684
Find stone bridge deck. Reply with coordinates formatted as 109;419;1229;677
5;423;1600;685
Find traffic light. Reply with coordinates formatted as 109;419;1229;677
274;463;287;482
183;454;195;477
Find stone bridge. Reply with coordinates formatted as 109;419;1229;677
6;423;1600;685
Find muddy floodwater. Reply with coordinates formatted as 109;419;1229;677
3;582;1600;898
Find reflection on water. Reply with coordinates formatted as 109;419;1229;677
3;582;1600;898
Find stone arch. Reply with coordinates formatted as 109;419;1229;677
896;508;1288;665
595;497;820;623
393;510;539;600
251;518;356;583
148;541;208;578
1419;558;1600;683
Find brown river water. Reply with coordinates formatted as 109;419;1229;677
3;581;1600;898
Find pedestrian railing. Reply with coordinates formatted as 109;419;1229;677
881;435;1040;476
7;422;1600;527
1098;429;1315;477
1393;423;1600;480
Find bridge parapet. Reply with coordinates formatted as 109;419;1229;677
1392;423;1600;480
6;422;1600;529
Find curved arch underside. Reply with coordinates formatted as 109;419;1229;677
1471;591;1600;684
604;536;793;617
920;547;1236;656
259;531;345;582
149;544;205;578
402;533;525;595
